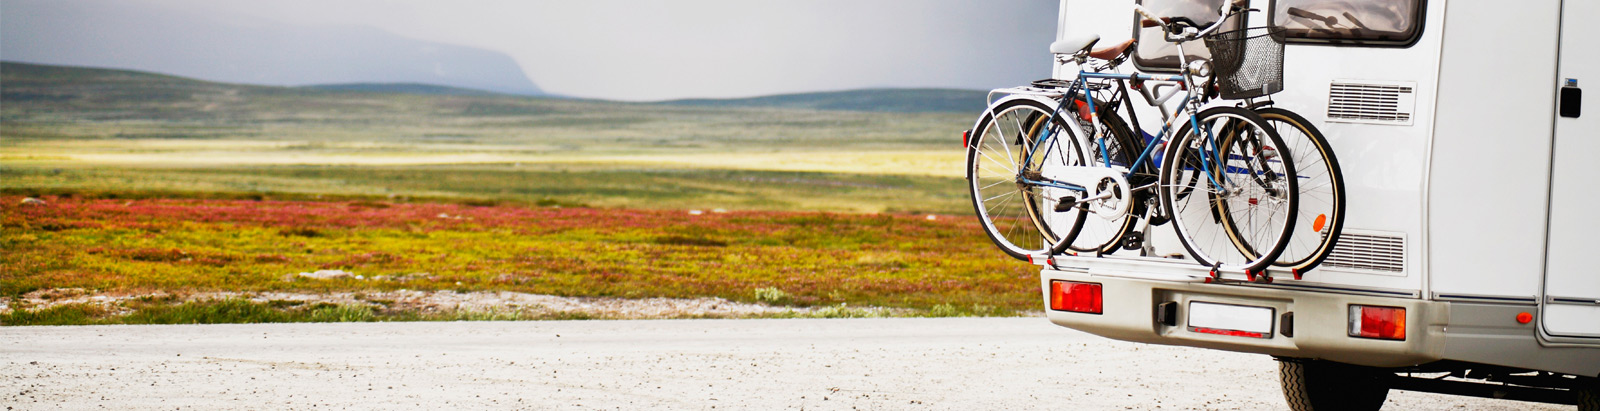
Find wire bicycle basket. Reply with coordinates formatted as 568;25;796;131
1203;26;1286;100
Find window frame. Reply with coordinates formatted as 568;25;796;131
1129;0;1430;73
1266;0;1430;48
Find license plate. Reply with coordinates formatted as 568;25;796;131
1187;301;1275;339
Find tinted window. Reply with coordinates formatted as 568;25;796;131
1269;0;1425;46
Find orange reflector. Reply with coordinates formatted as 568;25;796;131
1073;100;1093;122
1312;214;1327;233
1349;305;1406;340
1517;312;1533;324
1049;280;1102;314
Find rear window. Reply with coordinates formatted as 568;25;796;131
1268;0;1426;46
1132;0;1245;71
1132;0;1426;71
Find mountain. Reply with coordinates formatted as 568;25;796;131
656;88;988;113
2;62;984;118
0;0;544;96
303;83;504;97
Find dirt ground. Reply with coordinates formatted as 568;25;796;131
0;318;1569;410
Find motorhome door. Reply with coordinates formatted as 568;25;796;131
1541;0;1599;340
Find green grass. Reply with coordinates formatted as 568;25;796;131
0;62;1034;326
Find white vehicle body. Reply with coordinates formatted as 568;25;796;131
1029;0;1599;401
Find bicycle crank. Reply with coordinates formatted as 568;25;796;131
1042;165;1133;220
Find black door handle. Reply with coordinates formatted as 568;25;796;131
1560;80;1581;118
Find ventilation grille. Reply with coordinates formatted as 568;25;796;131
1327;81;1416;125
1323;232;1405;273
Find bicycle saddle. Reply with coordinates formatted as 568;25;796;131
1051;34;1100;55
1088;39;1137;60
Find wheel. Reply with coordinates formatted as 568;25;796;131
1062;96;1142;255
1277;358;1390;411
1252;108;1345;274
1579;377;1600;411
1159;106;1298;273
966;98;1087;260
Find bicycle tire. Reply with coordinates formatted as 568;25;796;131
1159;106;1298;273
1253;107;1345;274
966;98;1087;260
1063;95;1142;255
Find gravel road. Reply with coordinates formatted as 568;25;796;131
1;318;1567;410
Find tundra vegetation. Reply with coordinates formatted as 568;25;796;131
0;62;1031;325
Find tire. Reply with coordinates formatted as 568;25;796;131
1062;96;1142;255
1579;379;1600;411
966;98;1087;260
1253;108;1345;274
1159;106;1298;273
1277;358;1390;411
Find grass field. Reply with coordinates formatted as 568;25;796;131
0;62;1029;325
0;196;1033;325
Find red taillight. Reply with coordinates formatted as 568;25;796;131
1049;280;1102;314
961;130;970;147
1348;305;1406;340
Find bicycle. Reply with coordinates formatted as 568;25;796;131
966;0;1299;275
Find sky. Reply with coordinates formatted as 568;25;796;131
0;0;1061;101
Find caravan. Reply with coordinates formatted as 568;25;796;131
985;0;1599;408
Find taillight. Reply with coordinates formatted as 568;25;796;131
1348;305;1406;340
961;130;970;147
1049;280;1102;314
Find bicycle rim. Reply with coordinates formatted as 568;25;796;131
1160;107;1298;273
1065;97;1139;254
1256;108;1345;273
967;99;1085;260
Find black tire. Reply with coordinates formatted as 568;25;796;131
966;98;1087;260
1160;106;1298;273
1253;108;1346;274
1579;380;1600;411
1277;358;1390;411
1063;96;1142;255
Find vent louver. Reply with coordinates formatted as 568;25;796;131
1327;81;1416;125
1323;232;1405;274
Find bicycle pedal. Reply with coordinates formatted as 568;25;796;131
1120;231;1145;251
1054;196;1078;212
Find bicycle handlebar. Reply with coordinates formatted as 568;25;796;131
1137;0;1249;40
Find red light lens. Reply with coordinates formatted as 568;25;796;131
961;130;970;147
1349;305;1406;340
1049;281;1102;314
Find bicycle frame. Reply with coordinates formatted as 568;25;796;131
1016;69;1229;198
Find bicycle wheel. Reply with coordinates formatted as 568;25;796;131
1159;106;1297;273
966;98;1087;260
1253;107;1345;274
1063;96;1141;255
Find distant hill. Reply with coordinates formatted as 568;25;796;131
1;0;544;96
303;83;504;97
656;89;988;113
3;62;984;115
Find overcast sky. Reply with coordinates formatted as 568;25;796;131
1;0;1060;101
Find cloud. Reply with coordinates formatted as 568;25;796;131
3;0;1058;101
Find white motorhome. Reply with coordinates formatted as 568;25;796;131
1030;0;1599;408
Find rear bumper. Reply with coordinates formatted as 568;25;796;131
1041;267;1600;376
1040;267;1446;368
